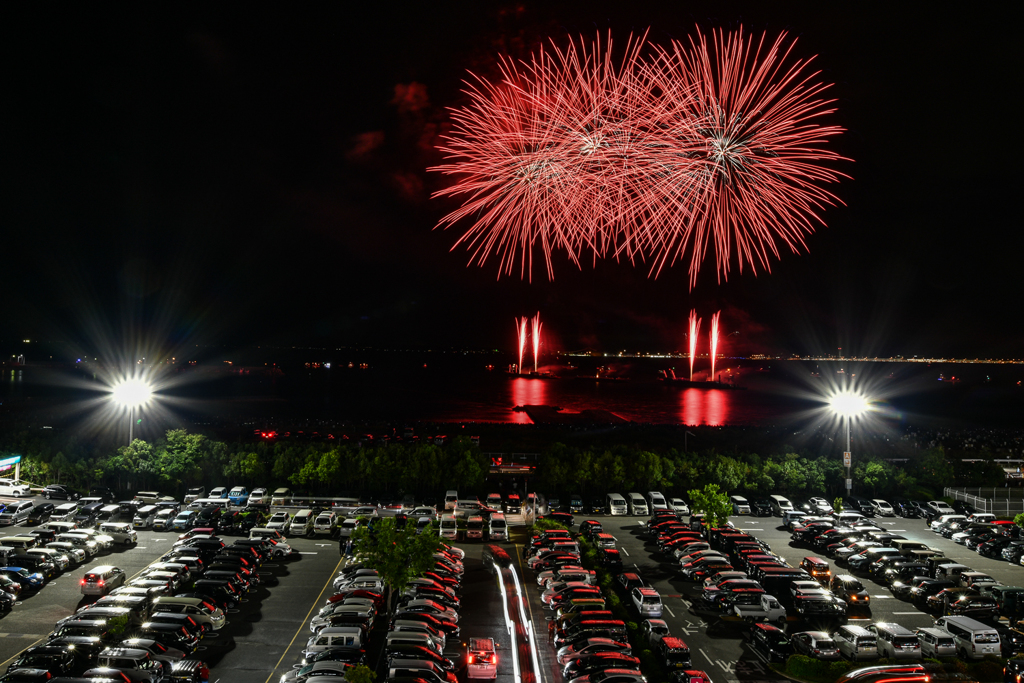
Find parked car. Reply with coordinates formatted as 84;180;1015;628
43;484;79;501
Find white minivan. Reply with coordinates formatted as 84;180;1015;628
606;493;627;516
933;616;1000;659
627;493;648;516
488;513;507;541
730;495;751;515
646;492;669;512
439;514;458;540
769;495;794;517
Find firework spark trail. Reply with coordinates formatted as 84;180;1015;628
432;28;847;286
688;310;701;381
531;312;543;373
516;317;528;374
709;311;721;381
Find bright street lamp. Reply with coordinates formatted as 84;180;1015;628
111;378;153;445
828;390;870;496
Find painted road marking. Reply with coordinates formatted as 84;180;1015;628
872;595;892;599
664;605;676;617
620;548;629;557
699;648;714;665
298;552;318;555
894;611;926;615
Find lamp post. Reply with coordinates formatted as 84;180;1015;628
111;378;153;445
829;391;869;497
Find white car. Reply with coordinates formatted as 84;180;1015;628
669;498;690;515
871;499;895;517
466;637;497;679
266;512;291;532
0;479;31;497
46;541;87;565
209;486;228;499
808;497;834;514
270;488;293;505
249;488;267;505
69;528;115;550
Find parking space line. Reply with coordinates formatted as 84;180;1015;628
263;555;344;683
664;605;675;618
894;611;924;615
620;548;629;557
699;647;714;665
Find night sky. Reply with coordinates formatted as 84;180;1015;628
2;3;1018;361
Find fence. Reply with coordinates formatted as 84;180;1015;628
945;487;1024;517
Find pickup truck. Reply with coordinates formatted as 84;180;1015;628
732;594;787;625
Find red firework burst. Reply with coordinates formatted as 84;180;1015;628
431;28;848;285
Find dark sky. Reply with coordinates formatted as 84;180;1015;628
1;3;1018;361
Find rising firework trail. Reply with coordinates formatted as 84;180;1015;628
709;311;721;381
688;310;701;381
516;317;528;374
432;28;847;286
531;312;543;373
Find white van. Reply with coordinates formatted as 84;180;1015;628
606;493;627;516
444;491;458;511
871;622;923;660
439;514;457;540
98;522;138;546
52;503;80;522
303;626;366;661
627;493;648;516
646;492;669;512
133;505;159;529
769;495;794;516
730;495;751;515
933;616;1000;659
488;513;507;541
288;510;315;537
465;516;485;541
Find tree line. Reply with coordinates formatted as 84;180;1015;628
0;426;1006;501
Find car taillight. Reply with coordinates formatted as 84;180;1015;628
98;579;104;586
80;579;86;585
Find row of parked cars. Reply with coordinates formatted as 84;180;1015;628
286;543;472;683
639;505;1016;671
522;518;716;683
0;520;296;679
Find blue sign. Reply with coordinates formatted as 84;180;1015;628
0;455;22;467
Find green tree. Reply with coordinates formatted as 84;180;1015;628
345;664;376;683
350;517;443;610
688;483;732;528
833;497;844;512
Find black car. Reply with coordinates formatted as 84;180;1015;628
383;645;452;671
0;590;14;613
42;485;79;501
598;548;623;573
26;504;55;525
88;487;117;504
5;645;85;677
749;499;773;517
586;498;606;515
188;580;241;609
543;512;575;528
980;537;1013;558
562;652;642;680
746;623;792;663
951;501;976;515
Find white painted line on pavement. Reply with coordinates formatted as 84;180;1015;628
680;597;692;608
620;548;629;556
871;595;892;599
699;647;714;665
664;605;676;617
298;552;318;555
894;611;926;615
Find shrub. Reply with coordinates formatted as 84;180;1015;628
531;519;569;533
943;659;969;675
828;660;855;678
971;656;1003;681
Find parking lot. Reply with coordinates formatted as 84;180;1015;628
2;489;1021;683
520;509;1023;682
0;492;348;683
